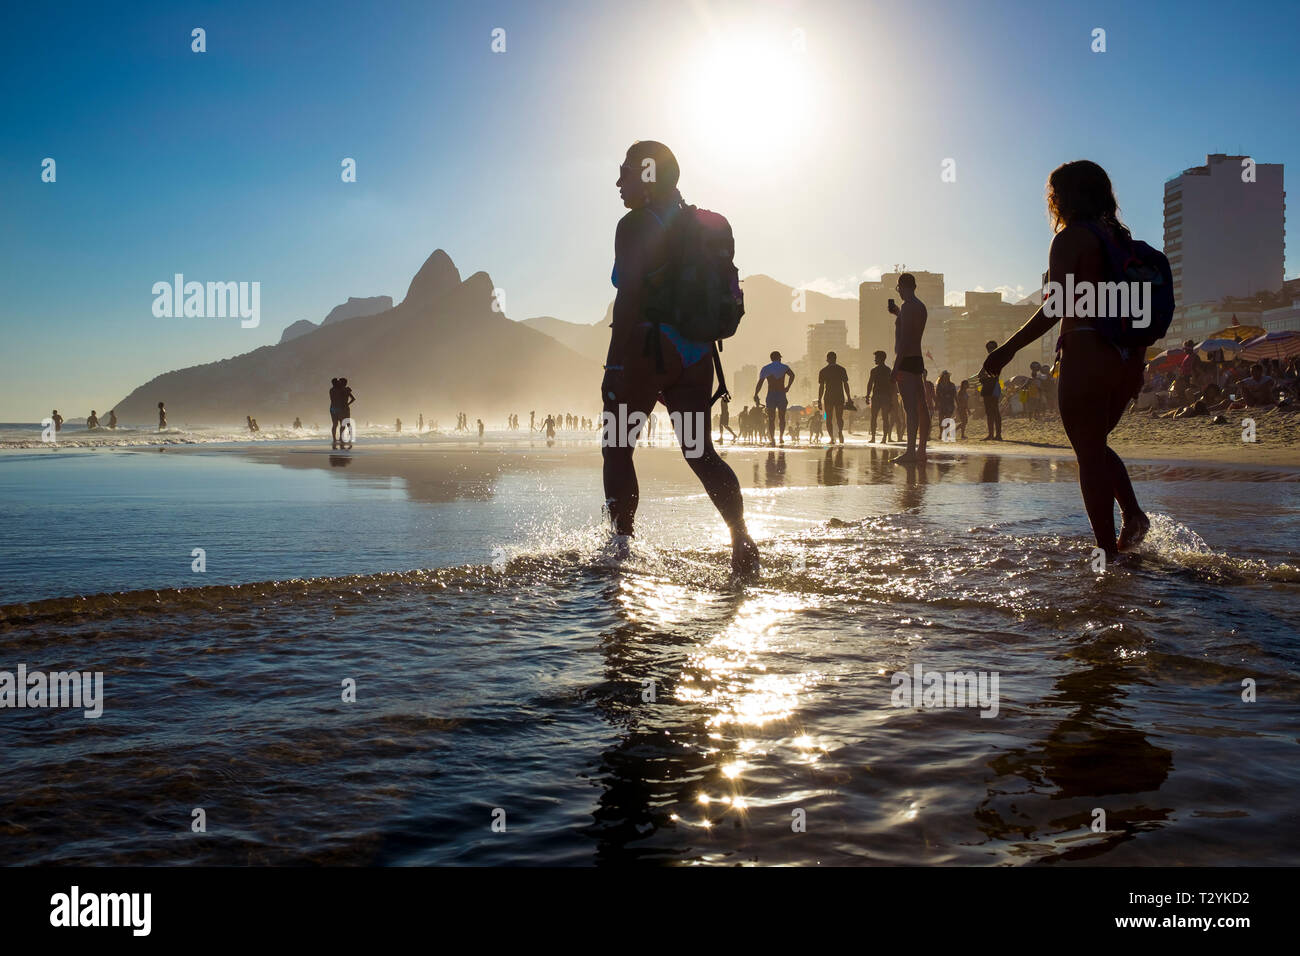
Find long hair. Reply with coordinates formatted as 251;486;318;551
625;140;682;204
1046;160;1131;240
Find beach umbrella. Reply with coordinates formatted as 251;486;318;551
1195;337;1242;360
1240;330;1300;362
1146;347;1186;371
1211;322;1266;342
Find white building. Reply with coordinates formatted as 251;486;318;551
1163;153;1285;306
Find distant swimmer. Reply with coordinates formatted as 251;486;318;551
157;402;166;430
86;410;99;429
754;351;794;447
982;160;1152;558
51;409;64;433
107;409;117;429
888;274;929;463
477;418;484;438
817;351;850;445
604;139;758;576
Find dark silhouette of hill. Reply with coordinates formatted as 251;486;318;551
111;251;600;425
280;295;395;343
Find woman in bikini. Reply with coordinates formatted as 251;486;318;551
982;160;1150;559
601;140;759;576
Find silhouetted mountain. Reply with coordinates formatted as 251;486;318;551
521;314;608;360
279;319;319;344
112;251;600;425
278;296;396;344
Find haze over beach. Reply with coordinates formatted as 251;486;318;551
1;0;1299;930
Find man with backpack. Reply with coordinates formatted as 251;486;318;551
602;140;759;576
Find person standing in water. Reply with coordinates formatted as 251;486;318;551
866;350;895;442
157;402;166;430
86;410;99;429
889;274;929;462
754;351;794;447
51;409;64;433
718;394;737;443
602;140;758;575
107;409;117;429
981;160;1150;558
477;418;484;438
979;341;1003;440
817;351;850;445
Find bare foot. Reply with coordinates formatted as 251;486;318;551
1118;512;1151;552
731;534;761;579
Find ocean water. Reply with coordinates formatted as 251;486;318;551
1;439;1298;865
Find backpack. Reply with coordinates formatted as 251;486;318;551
644;202;745;402
1082;221;1175;348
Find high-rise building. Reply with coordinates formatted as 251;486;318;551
806;319;848;363
942;292;1038;381
1163;153;1285;306
858;270;945;359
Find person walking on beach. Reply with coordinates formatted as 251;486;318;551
718;395;737;443
866;350;894;442
157;402;166;430
602;140;758;575
979;342;1003;440
981;160;1151;558
754;351;794;447
818;351;850;445
889;274;929;463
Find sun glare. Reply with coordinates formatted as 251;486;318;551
679;29;817;168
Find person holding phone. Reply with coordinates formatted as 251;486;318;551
888;275;929;463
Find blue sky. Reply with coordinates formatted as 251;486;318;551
2;0;1297;420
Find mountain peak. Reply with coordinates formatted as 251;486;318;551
403;250;461;307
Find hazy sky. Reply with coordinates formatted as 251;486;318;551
3;0;1297;420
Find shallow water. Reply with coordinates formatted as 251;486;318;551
1;441;1297;865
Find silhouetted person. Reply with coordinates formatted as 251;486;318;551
754;350;794;446
979;341;1003;440
866;350;894;442
293;417;302;429
955;380;970;439
418;412;423;432
395;417;402;433
107;409;117;429
889;273;929;462
51;409;63;433
86;410;99;429
718;395;736;442
817;350;850;444
983;160;1150;558
157;402;166;430
936;371;956;434
477;418;484;438
603;139;758;575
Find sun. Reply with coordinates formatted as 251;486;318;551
678;28;817;169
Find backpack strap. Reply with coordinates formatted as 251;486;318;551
710;341;730;406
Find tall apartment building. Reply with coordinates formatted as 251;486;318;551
1163;153;1285;306
806;319;848;362
943;292;1038;381
858;270;945;359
